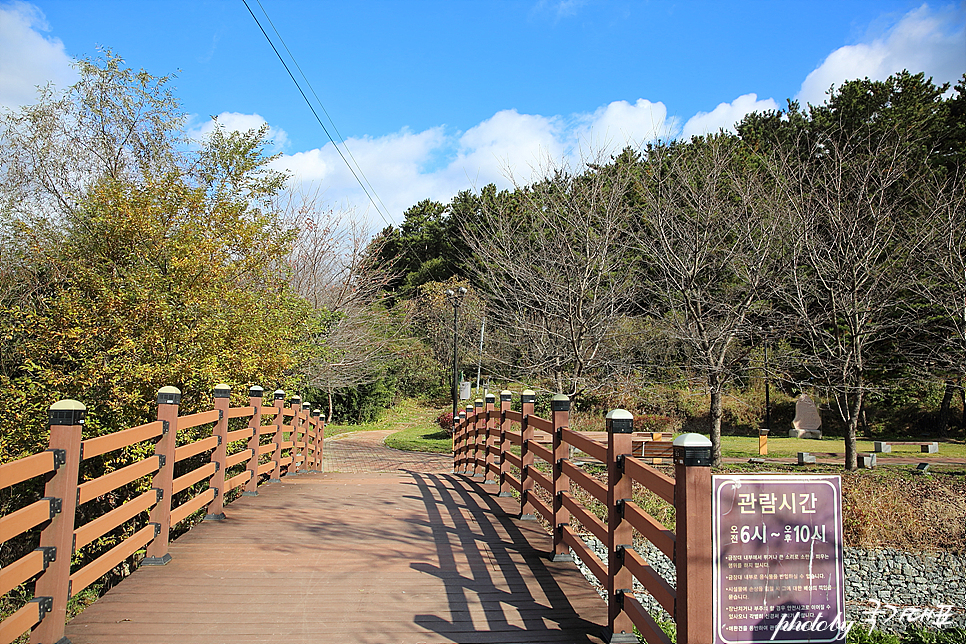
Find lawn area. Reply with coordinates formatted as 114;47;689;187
324;399;452;453
720;434;966;461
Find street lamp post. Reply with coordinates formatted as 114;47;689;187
762;326;773;430
446;287;467;433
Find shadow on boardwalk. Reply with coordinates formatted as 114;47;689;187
64;435;606;643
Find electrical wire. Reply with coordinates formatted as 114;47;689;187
241;0;394;229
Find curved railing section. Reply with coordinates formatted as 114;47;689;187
0;385;324;644
452;391;713;644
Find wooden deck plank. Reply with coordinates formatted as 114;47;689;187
66;472;607;644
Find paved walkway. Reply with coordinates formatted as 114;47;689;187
66;438;607;643
322;430;453;473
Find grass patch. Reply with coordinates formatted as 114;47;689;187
325;399;451;453
384;425;452;453
720;435;966;460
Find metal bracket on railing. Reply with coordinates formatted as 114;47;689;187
211;487;219;498
78;443;84;461
521;464;529;476
217;435;223;446
154;487;164;502
150;522;161;538
157;454;166;468
50;448;67;470
162;420;170;435
556;458;567;475
43;497;62;518
36;546;56;569
31;596;54;621
218;409;224;420
616;544;632;565
616;498;631;518
213;462;220;472
616;453;626;473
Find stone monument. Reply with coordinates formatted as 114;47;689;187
789;393;823;439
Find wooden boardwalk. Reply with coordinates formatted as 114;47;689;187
64;469;608;643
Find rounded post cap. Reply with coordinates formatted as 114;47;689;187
551;393;570;412
458;411;466;418
521;389;536;404
273;389;286;400
673;433;713;466
249;385;264;397
500;390;512;401
465;405;473;412
312;409;321;417
290;396;302;406
474;398;484;407
606;408;634;433
213;384;231;398
302;402;312;410
672;433;712;447
49;399;86;425
157;386;182;405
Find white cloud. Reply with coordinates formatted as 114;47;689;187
0;1;76;111
797;3;966;107
268;100;677;227
681;93;780;140
189;111;289;151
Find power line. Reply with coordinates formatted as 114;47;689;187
241;0;394;229
253;0;395;225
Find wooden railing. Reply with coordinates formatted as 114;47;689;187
0;385;323;644
452;390;713;644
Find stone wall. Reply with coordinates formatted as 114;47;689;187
572;537;966;633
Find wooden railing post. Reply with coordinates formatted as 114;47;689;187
519;389;536;520
300;401;312;472
551;394;572;562
144;386;180;565
606;408;636;643
310;408;322;472
484;393;497;484
498;391;512;497
270;390;285;481
243;386;263;496
472;399;484;477
205;384;231;521
453;410;464;473
30;400;85;644
287;396;302;476
673;433;713;644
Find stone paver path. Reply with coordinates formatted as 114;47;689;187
323;430;453;473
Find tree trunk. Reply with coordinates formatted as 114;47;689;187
844;391;863;472
709;372;723;467
938;380;954;438
326;388;334;424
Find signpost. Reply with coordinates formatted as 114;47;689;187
713;475;847;643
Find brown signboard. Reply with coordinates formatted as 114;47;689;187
713;475;846;642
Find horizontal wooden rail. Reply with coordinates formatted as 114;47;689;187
225;428;253;443
256;461;275;475
623;592;673;644
504;472;521;493
0;450;58;490
81;421;164;461
504;451;522;470
623;456;675;504
78;456;160;505
226;449;253;469
1;600;42;644
174;435;218;462
528;466;552;494
173;462;217;494
279;441;294;450
528;416;553;432
226;406;255;419
260;408;279;419
178;409;220;431
505;431;522;446
560;460;607;505
0;498;55;544
561;492;607;543
171;488;215;526
73;489;157;551
529;494;552;522
279;456;293;467
225;471;252;492
0;549;46;596
624;547;676;615
561;525;606;582
560;428;607;462
527;441;552;465
504;409;522;424
258;443;275;455
70;524;156;597
623;500;675;560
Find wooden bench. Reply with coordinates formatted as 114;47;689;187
873;441;938;454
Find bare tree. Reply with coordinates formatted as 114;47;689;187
777;125;929;470
462;153;639;397
284;198;396;419
632;135;786;466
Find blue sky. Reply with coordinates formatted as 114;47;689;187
1;1;964;227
